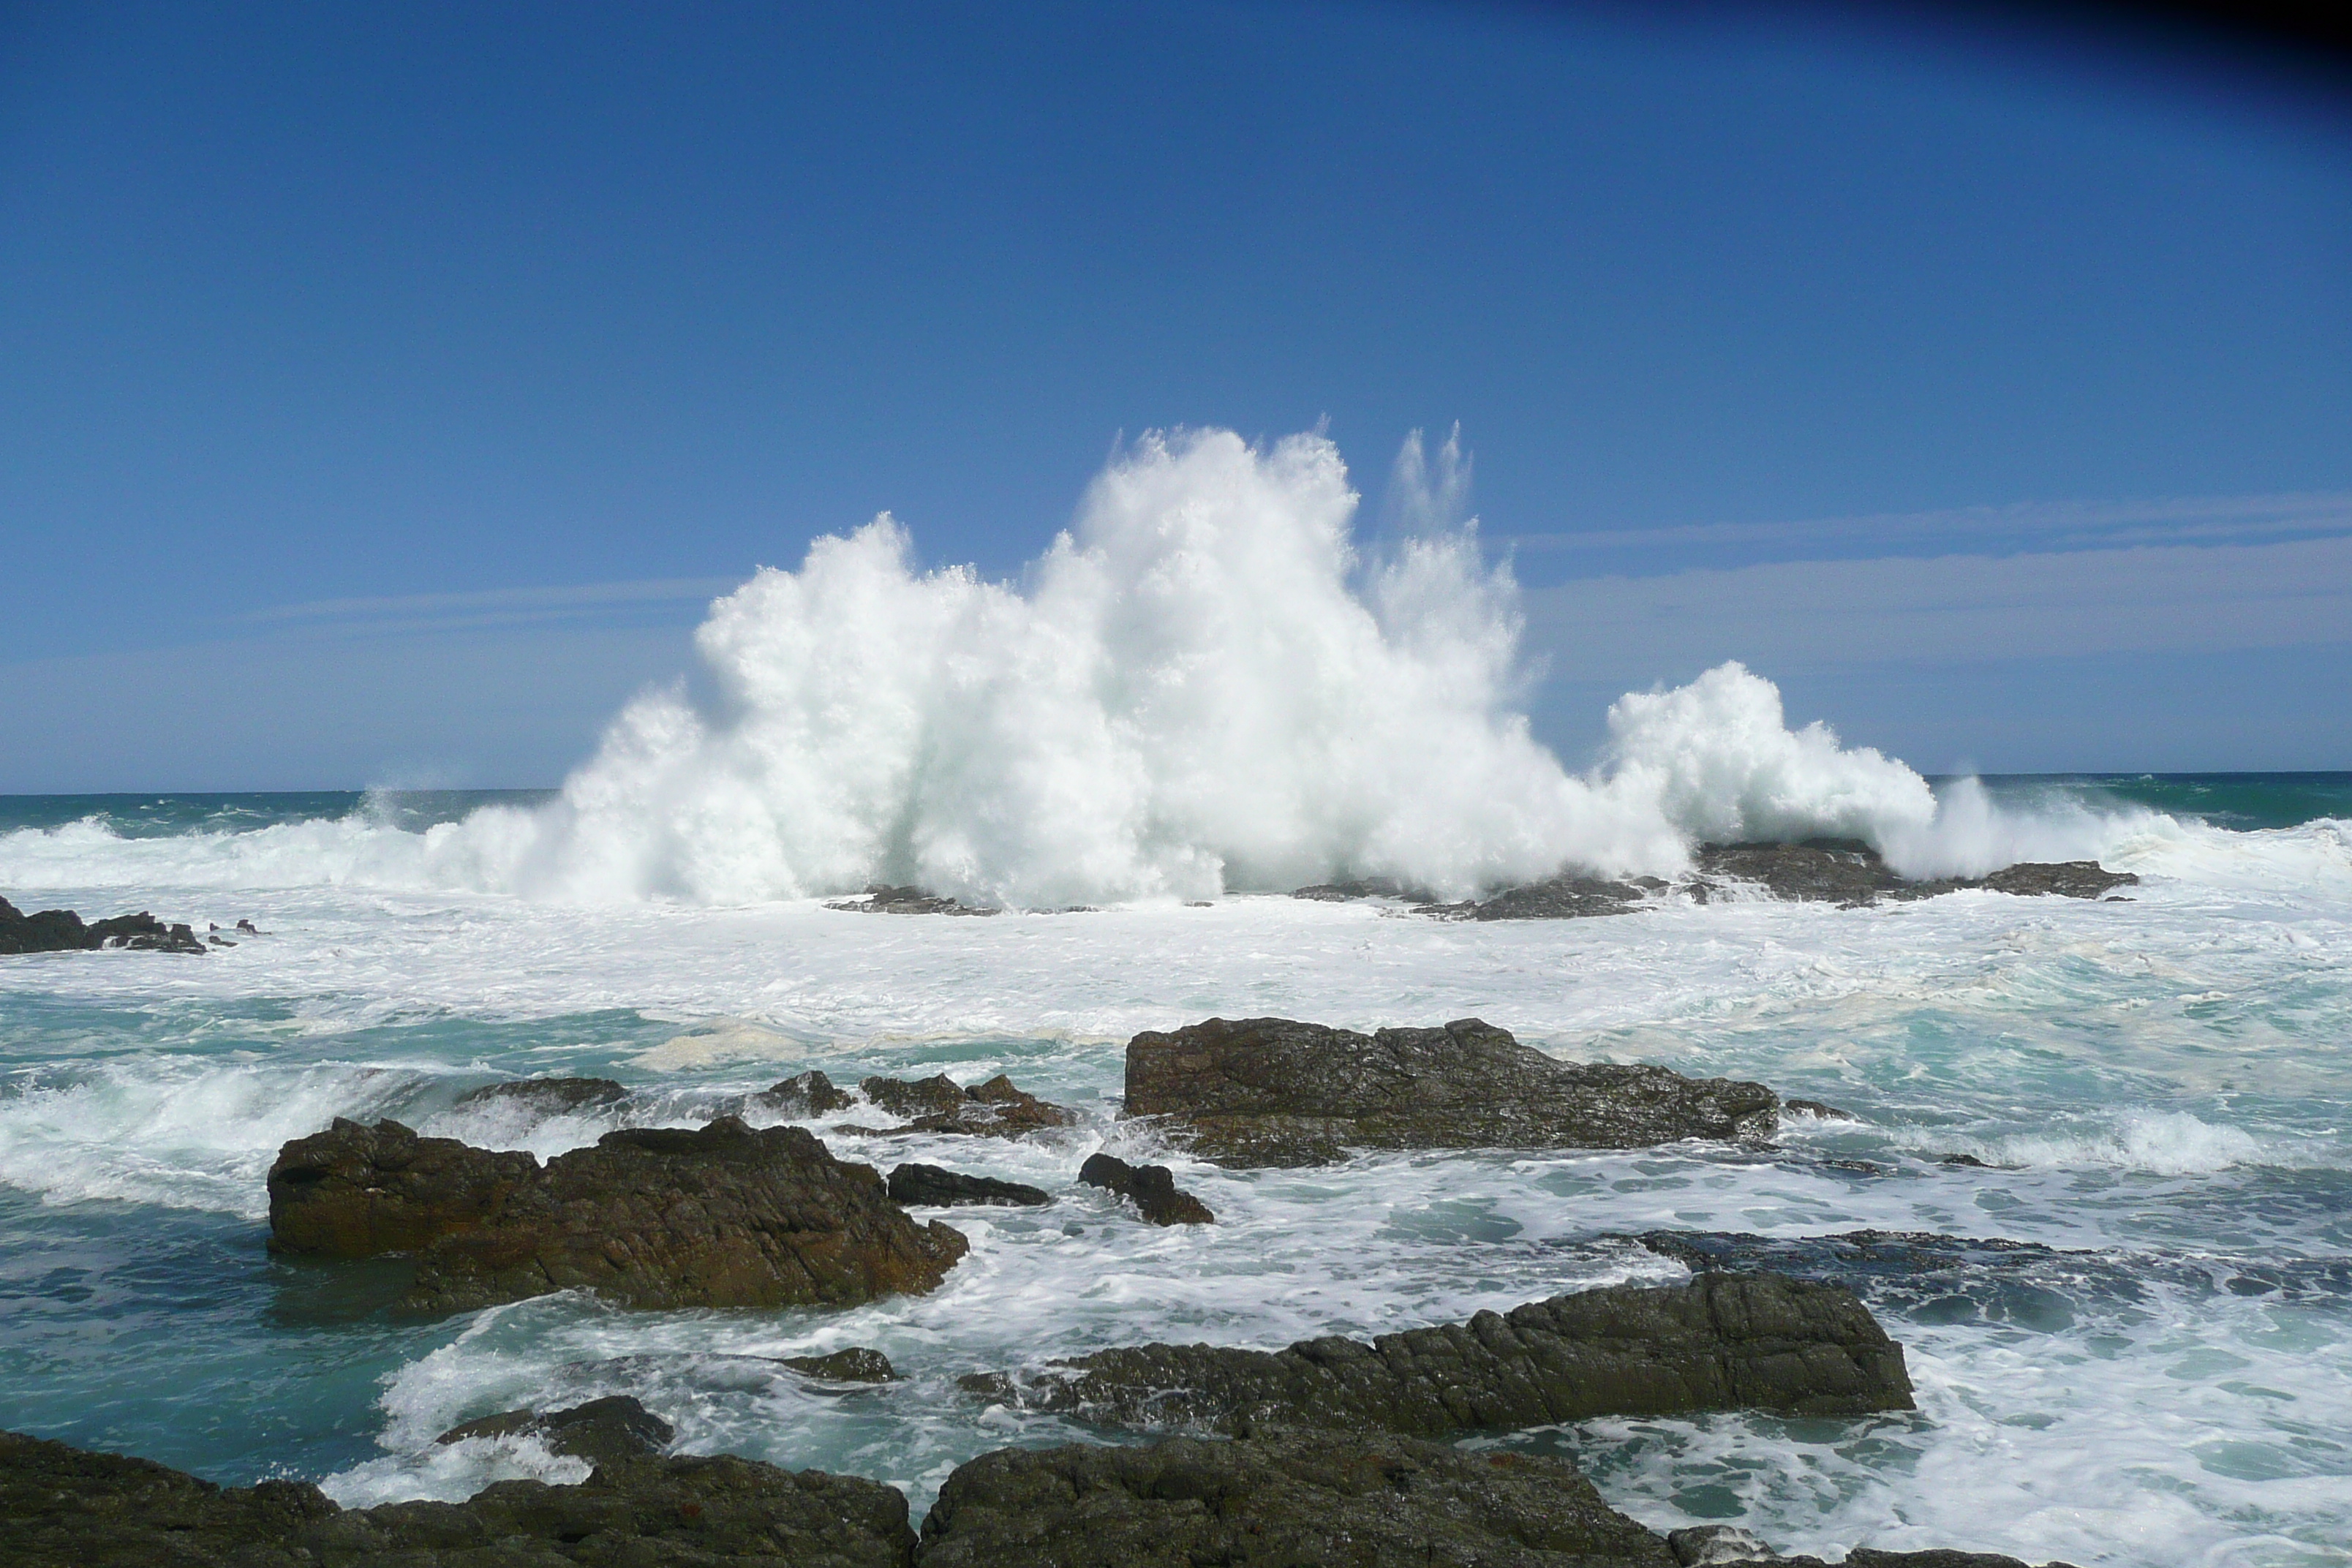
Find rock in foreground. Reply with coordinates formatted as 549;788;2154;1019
1076;1152;1213;1224
1125;1017;1777;1166
0;1428;916;1568
960;1272;1913;1436
0;894;206;955
268;1115;968;1313
920;1428;1674;1568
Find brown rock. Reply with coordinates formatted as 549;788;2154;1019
860;1072;1077;1137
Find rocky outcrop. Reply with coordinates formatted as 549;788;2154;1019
1690;840;2136;908
1124;1017;1778;1166
888;1163;1052;1207
434;1395;673;1467
826;885;998;916
758;1069;857;1116
1077;1153;1213;1225
862;1074;1077;1137
1446;874;1665;920
919;1428;1674;1568
451;1077;627;1114
781;1346;899;1382
959;1272;1914;1436
1292;877;1439;902
0;895;206;954
267;1115;968;1313
0;1428;916;1567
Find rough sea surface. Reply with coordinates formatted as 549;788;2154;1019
2;777;2348;1568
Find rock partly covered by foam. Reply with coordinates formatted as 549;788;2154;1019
434;1395;674;1467
1123;1017;1778;1166
451;1077;627;1114
758;1069;858;1116
862;1073;1077;1137
888;1162;1052;1207
267;1115;968;1313
959;1273;1914;1435
0;895;206;955
919;1428;1674;1568
1691;840;2136;908
826;884;998;916
1077;1152;1213;1224
781;1346;900;1382
0;1428;916;1568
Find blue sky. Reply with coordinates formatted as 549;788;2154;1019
2;0;2348;790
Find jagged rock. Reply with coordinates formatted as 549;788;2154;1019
861;1072;1077;1137
1692;840;2136;908
452;1077;627;1114
780;1346;899;1382
960;1272;1913;1435
1123;1017;1778;1167
268;1115;968;1313
919;1428;1675;1567
825;884;998;916
0;895;206;955
756;1068;857;1116
1444;874;1664;921
1077;1153;1213;1225
0;1428;916;1567
434;1395;674;1466
887;1162;1052;1207
1291;877;1439;902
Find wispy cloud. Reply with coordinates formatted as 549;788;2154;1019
239;576;741;636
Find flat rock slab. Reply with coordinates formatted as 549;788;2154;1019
268;1115;968;1313
960;1273;1913;1436
0;1429;916;1568
1125;1017;1778;1166
919;1428;1676;1568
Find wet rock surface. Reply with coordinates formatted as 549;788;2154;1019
888;1162;1052;1207
267;1115;969;1313
861;1073;1077;1137
1689;840;2136;908
1124;1017;1779;1166
434;1395;674;1467
0;1428;917;1567
757;1068;857;1116
1076;1152;1213;1224
1665;1526;2078;1568
959;1272;1914;1435
452;1077;628;1114
826;884;998;916
919;1428;1676;1568
1445;874;1665;921
1;894;206;954
781;1346;900;1382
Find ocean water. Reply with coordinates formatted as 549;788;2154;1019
3;435;2348;1564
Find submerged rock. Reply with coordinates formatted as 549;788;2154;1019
1123;1016;1778;1166
887;1162;1052;1207
267;1115;968;1313
1076;1152;1213;1225
920;1428;1674;1568
434;1395;674;1467
758;1068;858;1117
826;884;998;916
959;1272;1914;1435
780;1346;900;1382
0;895;206;955
451;1077;627;1114
860;1072;1077;1137
0;1428;917;1567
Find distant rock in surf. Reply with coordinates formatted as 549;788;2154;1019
0;895;206;955
451;1076;627;1114
0;1428;917;1568
1290;876;1438;902
266;1115;968;1314
1076;1151;1213;1225
859;1072;1077;1137
778;1346;899;1382
887;1162;1052;1207
434;1394;674;1466
959;1271;1914;1434
826;883;999;916
1123;1016;1778;1166
755;1068;856;1117
1689;838;2136;908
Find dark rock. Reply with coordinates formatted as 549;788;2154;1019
825;884;998;916
780;1346;900;1382
1077;1153;1213;1225
758;1069;857;1116
1291;877;1439;902
0;1427;916;1567
1822;1158;1885;1175
453;1077;628;1114
235;918;263;934
888;1162;1052;1207
920;1428;1675;1568
1123;1017;1778;1167
268;1115;969;1313
960;1272;1913;1434
435;1395;674;1467
1971;862;2138;899
0;895;206;955
1940;1153;1991;1168
1442;873;1656;921
861;1072;1077;1137
1784;1098;1857;1121
1691;840;2137;908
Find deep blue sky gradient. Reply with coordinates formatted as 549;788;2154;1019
3;1;2348;787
